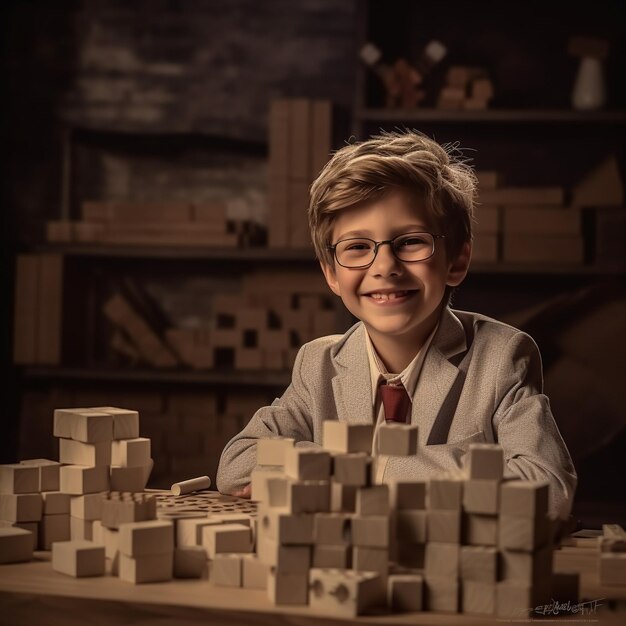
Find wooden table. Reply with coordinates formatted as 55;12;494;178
0;545;624;625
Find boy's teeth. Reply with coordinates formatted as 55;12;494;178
370;291;408;300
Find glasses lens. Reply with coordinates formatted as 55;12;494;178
335;238;375;267
393;232;435;261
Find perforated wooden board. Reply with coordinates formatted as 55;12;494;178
148;489;257;518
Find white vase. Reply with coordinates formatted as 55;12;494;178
572;56;606;110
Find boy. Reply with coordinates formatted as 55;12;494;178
216;130;576;519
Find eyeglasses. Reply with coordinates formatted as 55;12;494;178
328;231;445;269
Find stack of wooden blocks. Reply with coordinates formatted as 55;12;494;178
437;66;494;110
598;524;626;586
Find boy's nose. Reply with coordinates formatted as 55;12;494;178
369;242;402;276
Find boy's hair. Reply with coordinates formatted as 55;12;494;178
308;129;477;267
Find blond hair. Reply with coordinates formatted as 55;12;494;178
308;130;477;266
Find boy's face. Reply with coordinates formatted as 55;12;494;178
320;190;471;350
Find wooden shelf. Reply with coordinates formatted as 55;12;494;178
21;366;291;387
469;262;626;276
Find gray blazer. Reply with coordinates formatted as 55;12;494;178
216;307;577;519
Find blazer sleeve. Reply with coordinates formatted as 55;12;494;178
215;342;319;495
492;331;577;520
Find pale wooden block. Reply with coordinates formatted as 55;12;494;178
201;523;252;558
92;519;104;545
118;519;174;557
330;482;357;513
427;510;461;543
0;527;33;563
500;544;553;585
257;536;310;572
312;544;351;568
389;479;426;510
53;409;114;443
119;552;173;583
70;516;93;541
462;580;495;615
465;443;504;480
0;464;39;494
284;447;331;481
332;453;371;486
101;492;157;529
250;465;283;502
89;407;139;440
352;515;389;548
425;542;459;579
241;553;269;589
388;574;423;612
464;513;498;546
313;512;351;545
19;459;60;491
209;513;252;528
499;514;551;551
0;521;38;550
42;492;70;516
111;438;151;467
266;477;330;514
0;493;42;522
355;485;389;516
170;475;211;496
500;480;549;518
59;438;111;467
257;506;314;545
460;545;497;582
396;543;426;569
109;463;152;492
428;476;463;510
496;581;549;619
59;465;109;495
39;514;70;550
256;437;295;466
377;423;418;456
102;525;119;559
211;553;242;587
425;576;459;613
396;510;427;543
352;546;388;576
551;571;579;603
463;479;499;514
322;421;373;454
52;540;105;577
268;568;308;605
176;516;216;547
599;553;626;586
309;568;384;616
70;493;104;520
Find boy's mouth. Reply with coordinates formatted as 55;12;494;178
363;289;416;302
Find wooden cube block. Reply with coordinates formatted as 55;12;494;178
53;409;114;443
201;523;252;558
499;515;551;551
257;506;314;545
0;464;39;494
599;553;626;586
396;510;428;543
330;482;357;513
425;576;459;613
42;492;70;516
256;438;295;466
389;480;426;510
284;447;331;481
109;463;152;493
464;513;498;546
19;459;60;491
377;423;418;456
111;438;151;467
313;512;351;545
0;521;37;550
267;568;308;605
352;546;388;575
463;479;499;514
250;465;283;502
500;481;549;518
175;516;219;546
101;525;119;559
70;493;104;520
102;492;157;530
0;493;42;522
352;515;389;548
212;553;242;587
70;516;93;540
52;540;105;577
388;574;423;612
118;520;174;557
59;438;112;467
355;485;389;516
496;581;549;619
0;527;33;563
257;536;310;572
119;552;173;583
173;545;207;578
427;509;461;543
462;580;495;615
309;568;384;616
396;542;426;569
312;544;351;568
322;421;373;454
59;465;109;495
241;553;269;589
500;544;553;585
266;478;330;514
460;545;497;582
425;542;459;579
332;453;371;487
39;514;70;550
428;476;463;510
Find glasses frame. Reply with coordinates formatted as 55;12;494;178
327;231;446;269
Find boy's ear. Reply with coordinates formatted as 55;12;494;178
319;260;342;297
446;241;472;287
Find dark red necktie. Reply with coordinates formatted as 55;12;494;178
380;382;411;423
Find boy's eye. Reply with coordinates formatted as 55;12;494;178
397;236;428;247
344;241;372;252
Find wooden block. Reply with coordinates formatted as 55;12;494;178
284;448;331;481
551;571;579;603
389;480;426;510
96;407;140;440
464;513;498;546
465;443;504;480
111;438;151;467
378;423;418;456
267;568;308;605
176;516;217;547
332;453;371;487
330;482;357;513
499;515;551;551
60;465;109;495
479;187;565;206
256;438;295;466
472;233;499;263
572;155;623;207
70;516;93;541
500;481;549;518
503;206;581;236
355;485;389;516
268;177;289;248
102;492;157;530
425;542;459;579
352;515;389;548
257;329;290;350
288;98;311;181
352;546;388;575
312;544;351;568
0;464;39;494
59;438;112;467
0;527;33;563
268;99;291;180
471;78;494;100
309;568;384;616
396;542;426;568
250;465;283;502
109;463;152;492
310;99;332;179
234;347;263;370
42;492;70;516
170;475;211;496
496;581;549;619
39;514;70;550
500;544;553;585
460;545;497;582
101;525;119;559
462;580;495;615
396;510;428;543
0;521;38;550
463;479;499;514
598;553;626;586
118;520;174;557
201;523;252;558
257;506;314;545
323;421;373;454
119;552;173;583
53;409;114;443
211;553;242;587
19;459;60;491
387;574;423;612
13;254;39;364
313;513;352;545
425;576;459;612
241;553;269;589
266;477;330;514
70;493;104;520
0;493;42;522
257;536;310;573
36;253;63;364
428;476;463;510
503;234;584;264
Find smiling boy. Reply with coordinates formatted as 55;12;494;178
216;130;577;519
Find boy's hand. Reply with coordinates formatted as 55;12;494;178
231;484;252;499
